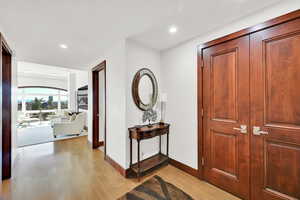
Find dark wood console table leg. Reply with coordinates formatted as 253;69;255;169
159;135;161;154
137;139;140;181
167;132;169;158
130;137;132;167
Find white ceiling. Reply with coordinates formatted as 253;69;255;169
0;0;177;69
132;0;283;50
0;0;283;69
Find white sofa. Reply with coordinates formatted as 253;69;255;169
52;112;85;138
17;112;40;127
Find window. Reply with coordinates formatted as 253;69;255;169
18;87;69;111
60;95;68;109
17;96;22;111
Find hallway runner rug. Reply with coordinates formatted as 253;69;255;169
118;175;194;200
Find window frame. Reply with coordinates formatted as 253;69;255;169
18;86;69;112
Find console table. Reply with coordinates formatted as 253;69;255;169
128;122;170;180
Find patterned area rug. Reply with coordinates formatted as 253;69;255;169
118;175;194;200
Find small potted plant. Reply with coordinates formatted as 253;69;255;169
142;109;157;127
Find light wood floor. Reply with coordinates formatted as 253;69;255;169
1;136;240;200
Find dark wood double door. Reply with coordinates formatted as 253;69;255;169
202;18;300;200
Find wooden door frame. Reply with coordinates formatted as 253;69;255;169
197;48;204;179
197;9;300;180
1;33;12;180
92;60;106;154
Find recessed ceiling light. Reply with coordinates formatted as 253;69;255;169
169;26;178;34
59;44;68;49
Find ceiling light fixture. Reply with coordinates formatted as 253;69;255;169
169;26;178;34
59;44;68;49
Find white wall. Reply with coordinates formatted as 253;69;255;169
68;72;77;111
160;1;300;169
18;62;88;91
18;74;68;90
17;62;71;90
87;40;162;169
88;40;127;168
125;40;162;168
75;70;88;89
74;71;88;125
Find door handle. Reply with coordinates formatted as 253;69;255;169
233;125;247;134
253;126;268;136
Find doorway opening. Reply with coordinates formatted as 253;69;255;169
92;61;106;155
16;63;89;147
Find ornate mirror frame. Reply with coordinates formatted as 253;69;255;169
132;68;158;111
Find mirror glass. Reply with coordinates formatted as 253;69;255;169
138;75;153;105
132;68;158;111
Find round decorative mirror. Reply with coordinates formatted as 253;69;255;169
132;68;158;111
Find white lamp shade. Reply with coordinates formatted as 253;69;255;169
161;93;167;102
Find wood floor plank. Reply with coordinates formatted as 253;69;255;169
0;136;240;200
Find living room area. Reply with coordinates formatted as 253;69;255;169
17;61;88;147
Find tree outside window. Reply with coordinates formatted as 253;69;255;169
19;87;69;111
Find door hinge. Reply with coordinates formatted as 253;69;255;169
201;157;205;166
201;108;204;117
201;59;204;68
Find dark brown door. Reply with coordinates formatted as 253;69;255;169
202;36;250;199
250;18;300;200
1;43;12;180
92;61;106;152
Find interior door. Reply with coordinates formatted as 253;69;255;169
98;70;105;143
250;18;300;200
203;35;250;199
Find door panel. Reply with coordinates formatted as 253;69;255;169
203;36;250;199
211;131;238;178
265;33;300;127
211;49;237;122
250;18;300;200
265;141;300;198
